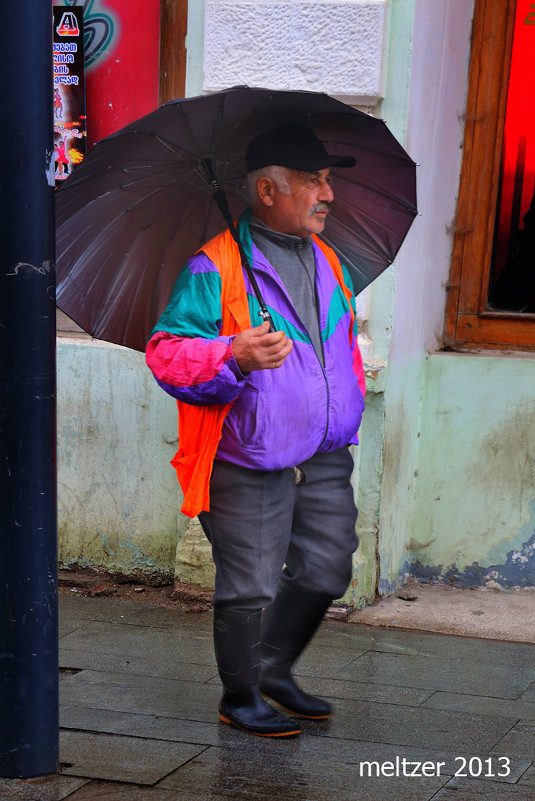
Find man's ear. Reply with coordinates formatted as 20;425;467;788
256;177;275;207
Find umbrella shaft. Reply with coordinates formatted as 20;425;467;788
210;185;274;331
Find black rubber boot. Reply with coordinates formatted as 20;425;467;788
260;585;333;719
213;608;301;737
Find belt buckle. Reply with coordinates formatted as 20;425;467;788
292;467;304;485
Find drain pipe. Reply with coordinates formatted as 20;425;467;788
0;2;59;777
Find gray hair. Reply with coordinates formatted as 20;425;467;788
247;165;292;203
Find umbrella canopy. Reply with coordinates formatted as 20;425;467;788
56;86;417;351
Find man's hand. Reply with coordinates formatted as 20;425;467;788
231;321;293;373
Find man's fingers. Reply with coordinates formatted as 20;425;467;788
250;321;271;336
231;324;292;372
270;338;293;368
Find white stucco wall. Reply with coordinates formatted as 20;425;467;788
203;0;387;103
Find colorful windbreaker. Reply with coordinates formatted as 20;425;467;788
146;210;366;473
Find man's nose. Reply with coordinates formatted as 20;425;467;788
319;180;334;202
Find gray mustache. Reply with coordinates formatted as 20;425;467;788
309;202;331;216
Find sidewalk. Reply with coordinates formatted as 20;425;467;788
1;593;534;801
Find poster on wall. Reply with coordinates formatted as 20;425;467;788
52;0;160;151
53;6;86;187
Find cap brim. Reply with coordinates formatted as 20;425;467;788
266;154;356;171
329;155;357;169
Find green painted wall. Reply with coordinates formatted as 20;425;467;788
57;339;186;581
410;353;535;587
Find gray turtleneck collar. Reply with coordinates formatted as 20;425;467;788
249;215;324;365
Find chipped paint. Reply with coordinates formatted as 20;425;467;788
409;532;535;589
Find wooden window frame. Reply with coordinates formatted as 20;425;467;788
159;0;188;104
445;0;535;351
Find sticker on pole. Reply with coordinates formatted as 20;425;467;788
53;6;86;187
56;12;80;37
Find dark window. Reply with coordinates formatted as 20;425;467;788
445;0;535;350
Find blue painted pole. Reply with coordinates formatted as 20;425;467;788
0;2;59;778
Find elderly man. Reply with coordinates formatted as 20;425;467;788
146;123;366;738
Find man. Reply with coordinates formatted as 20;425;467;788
146;124;366;738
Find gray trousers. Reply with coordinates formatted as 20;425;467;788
198;447;358;612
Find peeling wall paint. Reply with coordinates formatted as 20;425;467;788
410;533;535;588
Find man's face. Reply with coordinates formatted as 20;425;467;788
270;168;334;238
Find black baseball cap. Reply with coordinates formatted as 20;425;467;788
245;123;356;172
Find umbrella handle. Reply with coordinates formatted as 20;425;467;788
203;160;275;332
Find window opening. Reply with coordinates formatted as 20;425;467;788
488;1;535;313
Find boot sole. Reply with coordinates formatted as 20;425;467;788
262;694;332;720
218;713;301;737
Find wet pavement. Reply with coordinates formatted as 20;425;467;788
1;594;534;800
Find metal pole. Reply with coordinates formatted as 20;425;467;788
0;2;59;778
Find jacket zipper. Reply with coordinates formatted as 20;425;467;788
251;242;332;448
294;246;330;448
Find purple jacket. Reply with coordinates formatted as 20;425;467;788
146;213;365;470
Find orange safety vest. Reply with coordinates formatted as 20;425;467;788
172;228;355;518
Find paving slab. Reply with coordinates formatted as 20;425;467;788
423;690;535;720
157;742;449;801
60;731;207;784
60;670;222;723
359;627;535;667
296;697;516;753
6;594;535;801
0;775;88;800
433;775;535;799
58;705;531;785
59;667;516;754
519;682;535;702
336;650;535;698
58;781;209;800
491;723;535;759
518;762;535;786
293;646;364;675
210;732;533;784
59;621;215;666
59;646;217;682
60;705;225;747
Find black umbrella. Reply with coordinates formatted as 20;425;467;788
56;86;417;351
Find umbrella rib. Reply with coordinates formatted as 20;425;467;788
63;188;179;305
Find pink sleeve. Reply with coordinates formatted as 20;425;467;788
146;331;234;387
